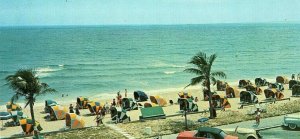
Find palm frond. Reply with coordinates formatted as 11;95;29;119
184;68;203;75
210;77;217;85
211;71;227;79
208;53;217;65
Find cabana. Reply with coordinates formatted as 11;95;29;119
49;105;67;120
178;98;199;112
216;80;227;91
264;89;285;100
276;76;289;84
110;106;130;123
255;78;268;86
292;85;300;97
238;80;251;88
11;111;25;125
19;118;43;135
178;91;193;99
122;98;138;111
245;85;262;95
44;100;57;113
212;94;231;109
225;86;240;98
150;96;167;107
65;113;85;129
6;102;22;113
289;80;300;90
270;83;284;91
87;101;103;114
240;91;258;104
77;97;89;109
133;91;148;102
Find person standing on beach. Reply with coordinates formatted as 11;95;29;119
116;91;122;107
95;113;103;126
112;99;116;106
75;103;80;115
292;74;295;80
125;89;127;98
255;108;261;125
69;104;74;113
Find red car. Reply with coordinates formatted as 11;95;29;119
177;127;239;139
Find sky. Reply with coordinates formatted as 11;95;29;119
0;0;299;26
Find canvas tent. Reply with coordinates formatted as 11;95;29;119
212;95;231;109
276;76;289;84
255;78;268;86
44;100;57;113
245;85;262;95
225;86;240;98
11;111;25;125
216;80;227;91
134;91;148;102
178;98;199;112
49;105;67;120
240;91;258;104
87;101;103;114
110;106;130;123
150;96;167;107
238;80;251;88
122;98;138;111
178;92;193;99
65;113;85;129
292;85;300;96
270;83;284;91
19;118;42;135
6;102;22;113
289;80;300;89
264;89;284;100
77;97;89;109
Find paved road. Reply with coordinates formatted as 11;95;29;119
159;113;300;139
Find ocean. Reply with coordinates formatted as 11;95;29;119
1;24;300;105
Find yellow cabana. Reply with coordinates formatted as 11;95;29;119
19;118;43;135
6;102;22;113
150;95;167;107
178;92;192;98
65;113;85;129
49;105;68;120
87;101;104;114
77;97;89;109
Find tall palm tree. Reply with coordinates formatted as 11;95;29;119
6;69;56;137
184;52;226;119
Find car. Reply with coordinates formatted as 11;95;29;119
177;127;238;139
223;126;262;139
283;114;300;130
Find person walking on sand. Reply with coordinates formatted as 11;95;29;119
95;113;103;126
125;89;127;98
69;104;74;113
292;74;295;80
75;103;80;115
116;91;122;107
255;108;261;125
112;99;116;106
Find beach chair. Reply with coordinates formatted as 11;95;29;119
139;106;166;120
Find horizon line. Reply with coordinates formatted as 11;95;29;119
1;21;300;27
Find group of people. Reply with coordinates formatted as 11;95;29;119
291;73;300;80
112;89;127;107
69;103;80;115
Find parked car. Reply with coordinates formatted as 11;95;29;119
177;127;238;139
223;126;262;139
283;114;300;130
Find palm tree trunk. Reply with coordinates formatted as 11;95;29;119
207;80;215;119
29;98;39;138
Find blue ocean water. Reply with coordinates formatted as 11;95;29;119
1;24;300;105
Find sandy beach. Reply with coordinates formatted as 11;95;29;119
1;79;299;138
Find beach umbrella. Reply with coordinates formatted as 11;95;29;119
0;112;11;129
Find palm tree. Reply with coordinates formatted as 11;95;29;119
184;52;226;119
6;69;56;137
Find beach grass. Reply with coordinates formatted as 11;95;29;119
43;125;126;139
117;99;300;138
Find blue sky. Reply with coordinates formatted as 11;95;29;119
0;0;299;26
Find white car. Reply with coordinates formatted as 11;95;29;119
283;114;300;130
223;126;262;139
